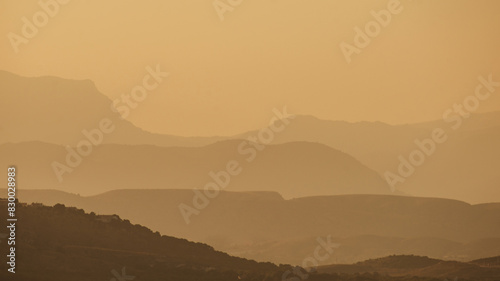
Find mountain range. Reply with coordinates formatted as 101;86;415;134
15;189;500;266
1;199;497;281
2;70;500;203
0;140;390;198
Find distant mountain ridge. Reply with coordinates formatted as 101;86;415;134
0;70;222;147
0;140;391;198
239;113;500;204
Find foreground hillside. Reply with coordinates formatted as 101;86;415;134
0;200;450;281
0;201;279;281
16;190;500;265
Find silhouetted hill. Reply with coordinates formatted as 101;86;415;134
15;190;500;265
0;140;391;197
0;200;449;281
470;256;500;267
318;255;500;281
0;199;280;281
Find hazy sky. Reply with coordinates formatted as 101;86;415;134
2;0;500;136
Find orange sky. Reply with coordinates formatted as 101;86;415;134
1;0;500;136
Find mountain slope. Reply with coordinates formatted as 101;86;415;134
318;255;500;281
0;199;281;281
239;113;500;204
0;200;467;281
15;190;500;265
0;70;220;146
237;115;433;175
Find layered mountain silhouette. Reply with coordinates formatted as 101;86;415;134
15;189;500;266
2;199;487;281
240;113;500;204
2;70;500;203
0;140;390;198
0;199;280;281
3;70;500;280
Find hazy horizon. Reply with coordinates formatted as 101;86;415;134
2;0;500;136
2;1;500;280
